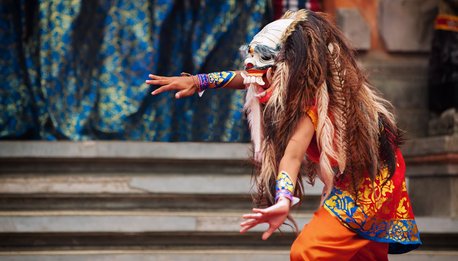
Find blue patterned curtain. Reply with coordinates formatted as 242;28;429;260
0;0;271;141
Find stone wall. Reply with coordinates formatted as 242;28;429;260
378;0;437;52
324;0;438;138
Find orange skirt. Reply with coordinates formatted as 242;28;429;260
290;207;388;261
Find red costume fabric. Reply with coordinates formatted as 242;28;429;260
272;0;322;20
305;107;421;254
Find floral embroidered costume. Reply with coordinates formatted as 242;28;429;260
306;107;421;254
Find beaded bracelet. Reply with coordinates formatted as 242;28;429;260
195;71;236;92
196;74;210;91
180;72;199;92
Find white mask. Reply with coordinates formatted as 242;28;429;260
243;19;294;73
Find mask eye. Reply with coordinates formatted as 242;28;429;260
260;53;273;61
254;45;276;62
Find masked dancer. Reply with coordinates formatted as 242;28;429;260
146;10;421;260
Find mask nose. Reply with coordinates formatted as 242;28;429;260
245;62;254;70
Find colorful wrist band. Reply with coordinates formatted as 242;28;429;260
275;190;293;202
196;71;236;92
275;170;295;202
196;74;210;92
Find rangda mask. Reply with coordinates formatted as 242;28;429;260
241;18;294;92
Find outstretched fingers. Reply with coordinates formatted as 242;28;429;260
240;218;259;227
252;208;268;214
240;220;259;234
148;74;164;80
151;84;176;95
146;75;174;94
242;212;263;220
262;224;277;240
240;215;271;234
146;79;170;87
175;88;194;99
240;211;265;234
146;74;168;85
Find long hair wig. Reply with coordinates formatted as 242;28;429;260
254;10;403;208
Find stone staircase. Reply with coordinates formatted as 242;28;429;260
0;141;457;260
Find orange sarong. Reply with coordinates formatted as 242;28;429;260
290;207;388;261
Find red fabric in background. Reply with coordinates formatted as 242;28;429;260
272;0;322;20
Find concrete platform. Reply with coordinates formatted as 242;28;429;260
0;249;457;261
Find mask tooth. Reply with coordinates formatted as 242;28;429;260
256;77;265;86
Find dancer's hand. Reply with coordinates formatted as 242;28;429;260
146;74;197;99
240;197;291;240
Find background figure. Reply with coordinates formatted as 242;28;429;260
428;0;458;114
272;0;321;19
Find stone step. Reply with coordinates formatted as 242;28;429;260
0;173;323;196
0;141;323;213
0;194;255;211
0;249;457;261
0;173;322;211
0;232;296;251
0;141;324;199
0;142;253;180
0;210;304;251
0;193;321;212
0;210;311;234
1;141;457;255
0;141;250;161
0;210;457;251
0;249;293;261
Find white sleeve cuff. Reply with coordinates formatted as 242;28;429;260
291;196;300;206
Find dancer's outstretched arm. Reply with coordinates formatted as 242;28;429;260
240;114;315;240
146;71;245;99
